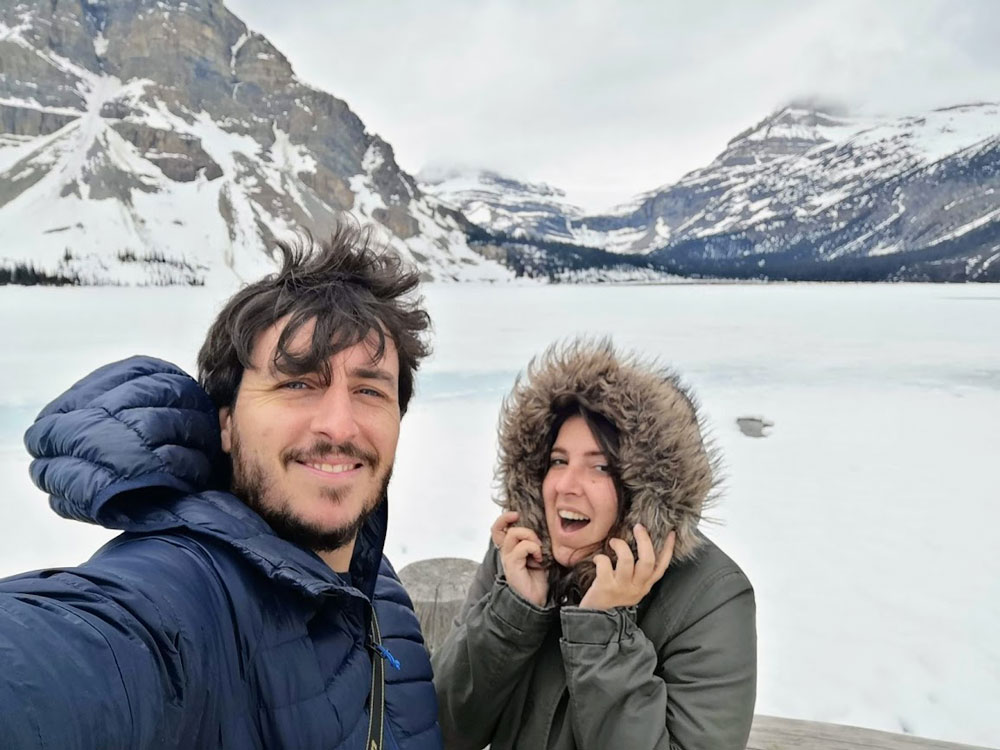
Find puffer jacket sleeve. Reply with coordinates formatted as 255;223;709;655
432;543;556;750
559;567;756;750
0;534;231;750
374;559;444;749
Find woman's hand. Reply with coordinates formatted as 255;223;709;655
491;511;549;608
579;526;675;610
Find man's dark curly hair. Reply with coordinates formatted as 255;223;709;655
197;223;431;415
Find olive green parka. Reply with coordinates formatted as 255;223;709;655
432;341;757;750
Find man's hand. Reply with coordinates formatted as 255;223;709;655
579;526;675;610
491;511;549;608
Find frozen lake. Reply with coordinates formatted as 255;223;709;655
1;282;998;746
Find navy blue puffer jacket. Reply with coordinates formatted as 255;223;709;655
0;357;442;750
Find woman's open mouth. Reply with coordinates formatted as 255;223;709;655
558;509;591;533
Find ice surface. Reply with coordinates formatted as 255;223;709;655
0;282;997;746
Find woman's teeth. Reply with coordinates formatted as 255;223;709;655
558;509;590;532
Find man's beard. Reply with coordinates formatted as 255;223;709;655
229;429;391;553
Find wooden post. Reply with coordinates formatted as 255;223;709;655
398;557;480;654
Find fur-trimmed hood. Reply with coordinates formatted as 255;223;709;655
496;339;719;566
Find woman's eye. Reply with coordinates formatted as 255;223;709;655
594;464;610;474
548;456;567;467
280;381;310;390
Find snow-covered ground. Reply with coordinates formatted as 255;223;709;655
0;282;997;747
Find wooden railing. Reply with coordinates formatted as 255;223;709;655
747;716;990;749
398;558;994;750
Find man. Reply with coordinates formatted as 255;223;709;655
0;225;442;749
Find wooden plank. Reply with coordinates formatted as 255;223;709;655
399;558;995;750
748;716;995;750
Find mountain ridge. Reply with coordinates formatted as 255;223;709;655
426;102;1000;281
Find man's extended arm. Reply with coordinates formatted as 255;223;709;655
0;535;232;750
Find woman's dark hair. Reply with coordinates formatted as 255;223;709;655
544;397;631;604
197;223;431;415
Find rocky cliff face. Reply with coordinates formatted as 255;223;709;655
0;0;510;284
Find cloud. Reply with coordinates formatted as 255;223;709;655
226;0;1000;210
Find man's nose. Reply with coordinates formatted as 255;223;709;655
309;383;361;443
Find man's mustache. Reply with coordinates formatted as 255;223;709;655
282;441;378;468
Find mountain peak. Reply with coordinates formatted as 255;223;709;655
0;0;511;283
419;166;583;241
419;166;569;201
719;102;857;168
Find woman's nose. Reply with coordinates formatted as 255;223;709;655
554;464;584;495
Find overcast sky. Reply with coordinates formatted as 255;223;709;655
226;0;1000;210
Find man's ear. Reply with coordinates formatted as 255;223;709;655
219;407;232;454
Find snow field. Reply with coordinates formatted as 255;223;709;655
0;282;996;746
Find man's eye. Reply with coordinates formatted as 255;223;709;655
357;386;385;399
280;381;310;390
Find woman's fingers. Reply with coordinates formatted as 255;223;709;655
503;526;541;547
501;526;542;559
654;530;677;579
592;553;614;581
510;538;542;566
607;537;634;579
491;511;521;548
633;524;656;579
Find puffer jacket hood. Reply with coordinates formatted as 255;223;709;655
22;355;388;602
496;338;719;564
25;356;225;523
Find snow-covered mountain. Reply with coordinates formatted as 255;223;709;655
450;104;1000;281
641;103;1000;281
419;167;584;243
0;0;511;284
4;2;996;284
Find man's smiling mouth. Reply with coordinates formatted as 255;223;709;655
284;441;377;475
299;461;362;474
303;461;362;474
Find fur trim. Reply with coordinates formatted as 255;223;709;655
495;338;720;565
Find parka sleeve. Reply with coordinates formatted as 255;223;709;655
0;537;230;750
432;543;557;750
559;567;756;750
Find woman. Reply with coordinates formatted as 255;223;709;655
432;339;756;750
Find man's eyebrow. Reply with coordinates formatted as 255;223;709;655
351;366;397;384
263;361;304;379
